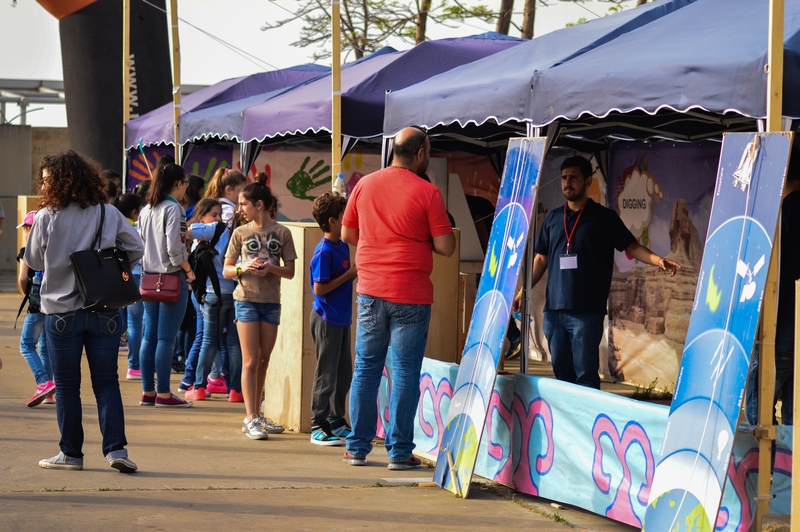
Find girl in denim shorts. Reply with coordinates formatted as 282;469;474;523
222;173;297;440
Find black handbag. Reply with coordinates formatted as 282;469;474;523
69;203;142;311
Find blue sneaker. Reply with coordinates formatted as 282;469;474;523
329;418;352;440
310;427;343;446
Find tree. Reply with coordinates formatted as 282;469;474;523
521;0;535;39
262;0;495;61
496;0;514;35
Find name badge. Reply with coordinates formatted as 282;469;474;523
560;254;578;270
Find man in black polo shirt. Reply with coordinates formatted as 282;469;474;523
514;156;680;389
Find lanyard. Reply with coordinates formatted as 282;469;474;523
563;203;586;254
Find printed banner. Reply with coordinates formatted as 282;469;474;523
644;132;792;530
607;141;719;390
434;137;544;498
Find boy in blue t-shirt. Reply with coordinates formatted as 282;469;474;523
309;192;358;445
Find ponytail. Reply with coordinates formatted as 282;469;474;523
204;167;246;199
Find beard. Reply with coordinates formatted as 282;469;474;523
562;185;586;202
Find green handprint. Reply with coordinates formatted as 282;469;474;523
287;157;331;201
191;158;229;181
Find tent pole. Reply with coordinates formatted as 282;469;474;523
766;0;784;133
331;0;342;185
122;0;130;191
167;0;182;163
755;1;784;530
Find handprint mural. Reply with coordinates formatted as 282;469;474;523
287;157;331;201
236;146;381;222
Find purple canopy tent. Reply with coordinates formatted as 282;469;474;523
124;64;328;150
239;33;523;143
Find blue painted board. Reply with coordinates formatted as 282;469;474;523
434;137;544;497
643;132;792;530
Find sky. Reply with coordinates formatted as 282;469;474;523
0;0;626;128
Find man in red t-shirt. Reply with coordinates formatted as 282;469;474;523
341;126;455;469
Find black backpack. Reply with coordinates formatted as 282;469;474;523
15;247;38;328
188;221;228;304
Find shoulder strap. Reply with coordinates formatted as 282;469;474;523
91;203;105;250
210;221;227;247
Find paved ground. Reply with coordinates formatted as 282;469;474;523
0;288;634;532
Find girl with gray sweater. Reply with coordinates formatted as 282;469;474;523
138;163;196;408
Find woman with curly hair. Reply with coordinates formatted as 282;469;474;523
138;163;196;408
26;150;143;472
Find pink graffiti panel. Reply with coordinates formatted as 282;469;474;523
512;394;554;496
486;389;514;484
376;367;391;439
591;415;655;527
417;373;453;453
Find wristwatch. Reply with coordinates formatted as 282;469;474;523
236;265;242;277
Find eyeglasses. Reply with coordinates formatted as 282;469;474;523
410;125;428;155
180;180;189;186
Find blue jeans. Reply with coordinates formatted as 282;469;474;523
181;293;204;386
47;309;128;459
745;347;794;425
20;312;51;385
126;274;144;371
194;293;241;391
140;276;189;394
346;295;431;461
543;311;604;389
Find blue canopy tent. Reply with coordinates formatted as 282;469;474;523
382;0;692;149
525;0;800;144
384;0;800;151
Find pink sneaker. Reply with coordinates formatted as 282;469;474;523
43;395;56;405
155;393;193;408
228;389;244;403
185;387;206;401
126;369;142;380
206;377;227;394
27;381;56;408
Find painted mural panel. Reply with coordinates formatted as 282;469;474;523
607;141;720;391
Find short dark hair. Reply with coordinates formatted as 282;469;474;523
184;174;205;206
100;169;121;183
106;179;118;199
113;193;143;219
312;192;348;233
560;156;593;180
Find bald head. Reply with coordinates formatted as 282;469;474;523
392;126;430;175
394;127;427;161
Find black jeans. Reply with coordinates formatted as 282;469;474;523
309;310;352;429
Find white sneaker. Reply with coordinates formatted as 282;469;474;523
245;418;269;440
258;416;285;434
39;451;83;470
